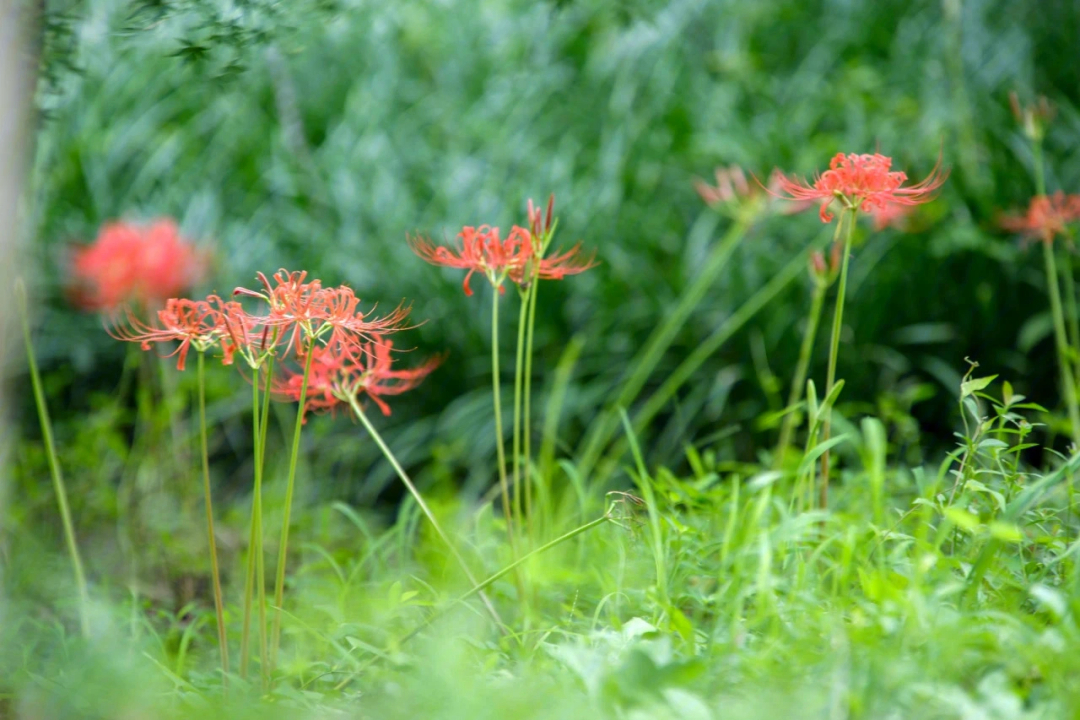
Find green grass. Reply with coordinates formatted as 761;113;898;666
7;369;1080;718
9;0;1080;717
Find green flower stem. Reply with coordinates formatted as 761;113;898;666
523;278;540;543
1060;249;1080;376
196;352;229;684
491;289;518;555
819;209;857;509
346;395;506;632
256;355;274;668
1043;239;1080;446
270;342;316;672
774;279;828;466
239;359;272;681
17;280;90;639
512;285;529;544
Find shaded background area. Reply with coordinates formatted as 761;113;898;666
11;0;1080;559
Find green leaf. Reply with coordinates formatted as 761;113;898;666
960;375;997;399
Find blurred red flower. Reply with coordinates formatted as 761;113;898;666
771;153;947;223
71;219;208;311
1000;192;1080;244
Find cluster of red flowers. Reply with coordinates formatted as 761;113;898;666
1000;192;1080;244
409;196;595;295
274;337;440;418
71;219;208;311
772;152;947;223
109;269;431;416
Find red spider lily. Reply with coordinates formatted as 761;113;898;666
771;153;947;223
1010;92;1055;142
216;298;274;368
108;296;228;371
234;270;325;354
514;243;597;285
1000;192;1080;244
695;165;756;207
527;195;556;242
409;225;533;296
274;336;440;420
70;219;208;312
234;270;410;356
518;195;596;284
319;285;413;354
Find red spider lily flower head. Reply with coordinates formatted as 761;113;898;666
696;165;778;218
999;193;1080;245
216;298;274;368
319;285;413;353
770;153;947;223
517;195;597;286
409;225;532;296
234;269;325;355
70;219;208;312
234;270;412;358
273;344;346;420
274;336;440;421
695;165;753;207
107;296;228;371
514;243;597;286
527;195;556;245
1010;91;1055;142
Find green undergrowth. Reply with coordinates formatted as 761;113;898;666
6;374;1080;718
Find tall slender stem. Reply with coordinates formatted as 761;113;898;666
240;359;272;680
270;342;315;671
256;356;273;671
1043;240;1080;446
1060;249;1080;377
523;279;539;543
819;209;857;509
775;280;827;466
239;371;259;677
197;352;229;684
511;287;529;542
346;396;505;631
17;281;90;639
491;290;517;551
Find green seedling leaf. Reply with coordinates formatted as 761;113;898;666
961;375;997;399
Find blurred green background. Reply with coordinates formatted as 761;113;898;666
17;0;1080;519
